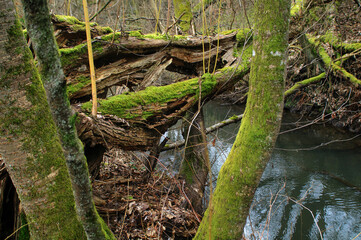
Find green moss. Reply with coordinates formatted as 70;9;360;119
128;30;144;39
82;73;216;120
229;115;238;120
100;26;113;33
55;15;83;25
22;29;28;38
290;0;303;16
18;212;30;240
219;29;237;35
67;75;90;96
308;35;361;86
100;31;186;43
55;15;112;34
235;28;252;48
59;43;87;67
144;33;186;41
320;31;361;52
173;0;193;33
1;17;86;239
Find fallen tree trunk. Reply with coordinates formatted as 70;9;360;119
75;44;252;151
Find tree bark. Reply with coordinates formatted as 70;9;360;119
194;0;291;238
180;106;209;214
0;1;86;238
173;0;193;34
21;0;115;239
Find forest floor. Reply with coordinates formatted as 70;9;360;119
92;149;199;239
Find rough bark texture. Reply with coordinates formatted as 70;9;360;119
21;0;115;239
180;106;209;214
194;0;291;238
0;2;85;239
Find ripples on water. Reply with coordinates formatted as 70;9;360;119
160;101;361;239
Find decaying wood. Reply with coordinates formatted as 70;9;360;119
62;30;237;102
76;113;161;150
53;14;361;153
75;62;250;151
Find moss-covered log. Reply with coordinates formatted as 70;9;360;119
194;0;291;238
308;35;361;87
77;45;252;150
285;72;326;97
58;25;239;102
52;14;113;48
0;2;86;239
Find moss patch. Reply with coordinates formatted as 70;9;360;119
82;73;216;120
55;15;112;34
173;0;193;33
67;75;90;96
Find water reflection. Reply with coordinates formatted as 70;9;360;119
160;101;361;239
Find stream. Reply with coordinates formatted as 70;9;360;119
160;101;361;239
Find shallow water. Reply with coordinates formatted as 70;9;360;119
160;101;361;239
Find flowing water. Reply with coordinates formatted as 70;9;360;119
160;101;361;239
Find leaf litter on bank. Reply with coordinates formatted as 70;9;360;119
92;149;199;239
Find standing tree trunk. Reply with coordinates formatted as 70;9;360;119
173;0;193;34
0;1;86;239
180;106;209;215
194;0;291;238
21;0;115;239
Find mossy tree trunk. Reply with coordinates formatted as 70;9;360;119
21;0;115;239
173;0;193;34
194;0;291;238
0;1;86;239
180;106;209;214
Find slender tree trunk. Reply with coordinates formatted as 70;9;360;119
0;1;86;239
21;0;115;239
194;0;291;238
